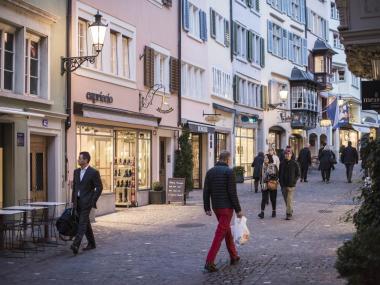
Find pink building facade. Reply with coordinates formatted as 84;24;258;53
67;0;179;215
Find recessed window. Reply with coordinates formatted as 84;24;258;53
122;36;130;78
25;36;40;95
110;31;118;75
3;32;15;91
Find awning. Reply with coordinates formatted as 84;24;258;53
73;102;161;127
212;103;236;114
0;107;45;118
186;121;215;133
352;124;371;133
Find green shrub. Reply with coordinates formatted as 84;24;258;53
233;166;245;177
174;129;193;192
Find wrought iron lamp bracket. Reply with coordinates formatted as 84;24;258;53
61;53;98;75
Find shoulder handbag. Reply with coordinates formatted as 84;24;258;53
329;151;337;164
266;179;278;190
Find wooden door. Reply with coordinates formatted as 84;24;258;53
159;138;166;190
30;135;47;201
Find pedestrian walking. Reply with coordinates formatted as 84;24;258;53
70;151;103;255
251;152;264;193
341;141;359;183
298;144;312;182
279;149;300;220
258;154;279;219
203;150;243;273
318;145;336;183
280;145;295;162
268;147;280;169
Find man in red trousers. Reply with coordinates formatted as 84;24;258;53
203;150;243;272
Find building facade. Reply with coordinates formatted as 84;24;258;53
0;0;67;207
66;0;179;215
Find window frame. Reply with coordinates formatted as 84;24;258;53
0;28;16;92
24;34;41;96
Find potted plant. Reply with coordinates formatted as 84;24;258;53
149;181;165;204
233;166;245;183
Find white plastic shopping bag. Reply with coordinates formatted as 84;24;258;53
232;216;250;246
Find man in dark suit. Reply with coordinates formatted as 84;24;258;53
71;151;103;255
341;141;359;183
298;144;311;182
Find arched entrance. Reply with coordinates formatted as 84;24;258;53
309;133;318;156
320;134;327;147
289;134;303;158
268;126;285;153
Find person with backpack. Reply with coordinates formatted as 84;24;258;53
258;154;279;219
318;145;336;183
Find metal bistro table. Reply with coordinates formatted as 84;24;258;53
0;209;25;250
25;202;66;240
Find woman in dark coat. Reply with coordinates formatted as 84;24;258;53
252;152;264;193
318;145;336;183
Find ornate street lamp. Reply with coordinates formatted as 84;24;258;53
61;11;107;74
320;118;332;127
279;85;289;102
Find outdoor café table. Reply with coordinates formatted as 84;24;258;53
2;206;47;240
25;202;66;240
0;209;25;250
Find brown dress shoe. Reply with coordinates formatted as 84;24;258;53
204;263;219;272
70;244;79;255
230;256;241;265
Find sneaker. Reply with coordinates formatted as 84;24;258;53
204;263;218;273
258;212;264;219
230;256;240;265
272;211;276;218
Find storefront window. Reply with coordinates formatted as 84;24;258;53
215;133;227;163
138;131;151;190
339;129;358;148
235;127;256;177
76;125;113;193
114;131;136;206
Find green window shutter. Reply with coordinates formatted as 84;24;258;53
210;8;216;39
224;19;230;47
256;0;260;12
260;37;265;67
247;31;253;62
233;22;238;55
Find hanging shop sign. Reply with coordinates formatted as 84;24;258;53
86;91;113;104
361;81;380;111
167;178;185;204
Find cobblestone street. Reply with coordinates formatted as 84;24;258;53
0;164;359;285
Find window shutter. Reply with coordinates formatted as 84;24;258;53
300;0;306;24
261;85;268;110
162;0;172;7
302;38;307;66
260;37;265;67
255;0;260;12
246;0;252;8
144;46;154;87
233;22;238;55
287;0;292;17
288;32;294;62
282;0;287;14
199;10;207;41
306;8;312;30
247;31;253;62
169;57;179;93
282;29;288;59
224;19;230;47
308;52;314;73
182;0;190;32
210;8;216;39
233;75;240;103
324;20;329;41
267;20;273;53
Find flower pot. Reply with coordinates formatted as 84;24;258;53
149;190;166;204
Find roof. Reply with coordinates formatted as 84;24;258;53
312;39;337;55
289;67;315;82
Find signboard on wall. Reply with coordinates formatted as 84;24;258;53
17;133;25;147
167;178;185;204
361;81;380;111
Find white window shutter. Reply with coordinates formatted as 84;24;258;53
267;20;273;53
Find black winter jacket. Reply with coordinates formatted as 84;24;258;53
298;147;311;167
279;159;300;188
203;162;241;213
341;146;359;164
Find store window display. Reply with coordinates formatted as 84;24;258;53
235;127;255;177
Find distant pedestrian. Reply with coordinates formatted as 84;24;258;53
318;145;336;183
279;149;300;220
298;144;312;182
341;141;359;183
318;142;327;158
258;154;279;219
339;145;346;163
203;150;243;273
251;152;265;193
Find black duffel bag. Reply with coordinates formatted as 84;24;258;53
56;208;78;241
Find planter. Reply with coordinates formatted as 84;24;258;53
235;175;245;183
149;190;166;204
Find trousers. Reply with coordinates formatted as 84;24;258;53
73;200;95;247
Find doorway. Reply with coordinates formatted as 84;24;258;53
289;134;303;159
159;138;166;190
191;133;202;189
30;135;47;201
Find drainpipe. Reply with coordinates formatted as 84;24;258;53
177;0;182;128
230;0;233;62
64;0;72;183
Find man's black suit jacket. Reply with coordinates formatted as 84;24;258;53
72;166;103;210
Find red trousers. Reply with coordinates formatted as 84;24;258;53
206;208;238;264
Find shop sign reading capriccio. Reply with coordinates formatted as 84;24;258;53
86;91;113;104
